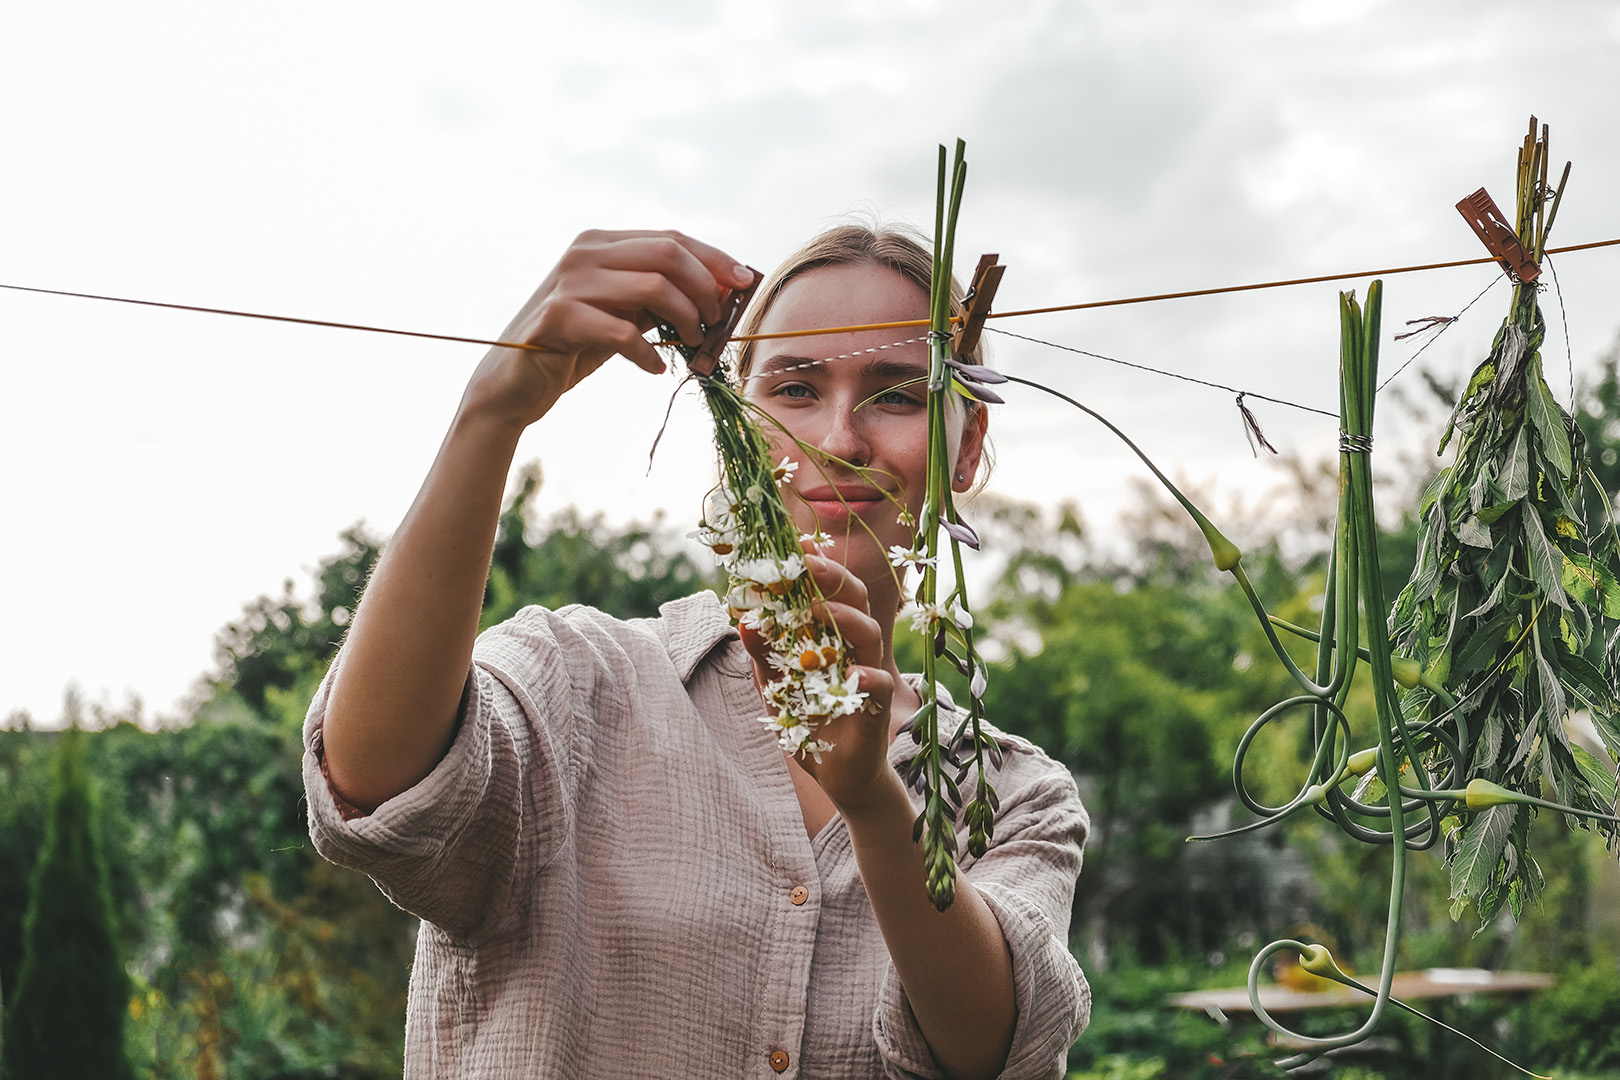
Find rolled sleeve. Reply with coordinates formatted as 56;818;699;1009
872;882;1089;1080
872;741;1091;1080
302;651;561;944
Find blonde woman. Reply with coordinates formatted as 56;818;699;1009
305;226;1090;1079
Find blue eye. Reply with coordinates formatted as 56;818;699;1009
874;387;922;407
774;383;813;400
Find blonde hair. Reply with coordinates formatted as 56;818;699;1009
734;222;993;487
734;223;981;379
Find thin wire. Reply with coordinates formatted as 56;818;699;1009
1375;275;1502;392
0;282;553;354
984;325;1338;418
4;236;1617;352
659;335;933;382
731;236;1620;342
1547;254;1575;406
1549;251;1605;679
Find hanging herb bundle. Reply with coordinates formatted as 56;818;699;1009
901;140;1004;911
671;141;1003;912
1388;119;1620;924
988;119;1615;1070
666;333;870;761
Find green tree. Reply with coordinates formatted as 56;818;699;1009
99;459;713;1077
0;723;50;1040
2;728;132;1080
481;462;716;627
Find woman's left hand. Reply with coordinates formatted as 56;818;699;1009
741;550;903;816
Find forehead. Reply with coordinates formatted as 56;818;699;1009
754;262;930;341
749;262;931;379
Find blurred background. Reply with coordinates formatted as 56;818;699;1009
2;0;1618;1076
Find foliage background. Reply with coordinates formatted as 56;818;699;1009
4;351;1620;1078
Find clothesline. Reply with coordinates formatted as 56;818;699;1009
3;237;1614;355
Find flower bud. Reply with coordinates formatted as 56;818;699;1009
1346;747;1379;776
1465;778;1520;810
1390;656;1422;689
1298;944;1346;981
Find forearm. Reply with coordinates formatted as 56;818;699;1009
845;771;1017;1080
322;392;527;811
317;231;744;810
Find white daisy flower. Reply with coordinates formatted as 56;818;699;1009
888;545;937;570
906;601;943;633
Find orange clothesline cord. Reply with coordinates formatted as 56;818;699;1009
731;236;1620;342
0;282;558;354
2;237;1616;352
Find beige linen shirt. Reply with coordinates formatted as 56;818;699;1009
304;592;1090;1078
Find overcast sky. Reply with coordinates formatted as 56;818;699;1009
3;0;1617;726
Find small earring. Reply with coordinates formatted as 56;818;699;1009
955;472;965;483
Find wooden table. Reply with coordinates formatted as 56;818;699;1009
1167;968;1555;1015
1168;969;1554;1076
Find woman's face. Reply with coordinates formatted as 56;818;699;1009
743;261;986;606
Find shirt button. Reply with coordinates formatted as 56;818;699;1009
769;1050;790;1072
789;885;809;906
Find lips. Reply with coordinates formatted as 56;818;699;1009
795;484;888;520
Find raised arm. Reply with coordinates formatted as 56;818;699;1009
321;230;755;811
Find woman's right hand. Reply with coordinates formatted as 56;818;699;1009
463;229;756;431
322;229;748;811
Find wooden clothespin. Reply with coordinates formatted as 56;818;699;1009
952;253;1005;358
1455;188;1540;283
685;266;763;377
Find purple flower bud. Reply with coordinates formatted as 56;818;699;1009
944;358;1009;384
940;517;981;549
951;376;1006;405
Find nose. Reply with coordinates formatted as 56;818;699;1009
815;398;872;470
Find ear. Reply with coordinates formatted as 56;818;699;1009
950;402;989;493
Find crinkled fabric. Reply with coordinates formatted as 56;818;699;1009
304;592;1090;1078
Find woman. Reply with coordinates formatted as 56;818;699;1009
304;226;1090;1079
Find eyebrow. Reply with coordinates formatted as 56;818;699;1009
750;354;929;381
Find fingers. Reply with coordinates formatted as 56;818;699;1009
803;553;883;671
577;229;756;295
546;302;667;376
502;229;750;369
572;230;753;342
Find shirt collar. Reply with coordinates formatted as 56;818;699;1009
659;592;740;684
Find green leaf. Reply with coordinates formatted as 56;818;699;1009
1589;708;1620;760
1464;563;1514;618
1510;717;1541;769
1461;360;1498;406
1456;514;1493;549
1563;551;1620;619
1450;803;1516;919
1453;609;1516;677
1527;368;1574;478
1409;525;1444;604
1474;501;1519;526
1573;744;1618;807
1535;649;1568;736
1522;503;1571;609
1353;770;1388;807
1477;713;1505;772
1499;427;1531;502
1418;466;1453;516
1560;652;1619;715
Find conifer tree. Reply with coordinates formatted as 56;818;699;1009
1;728;131;1080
